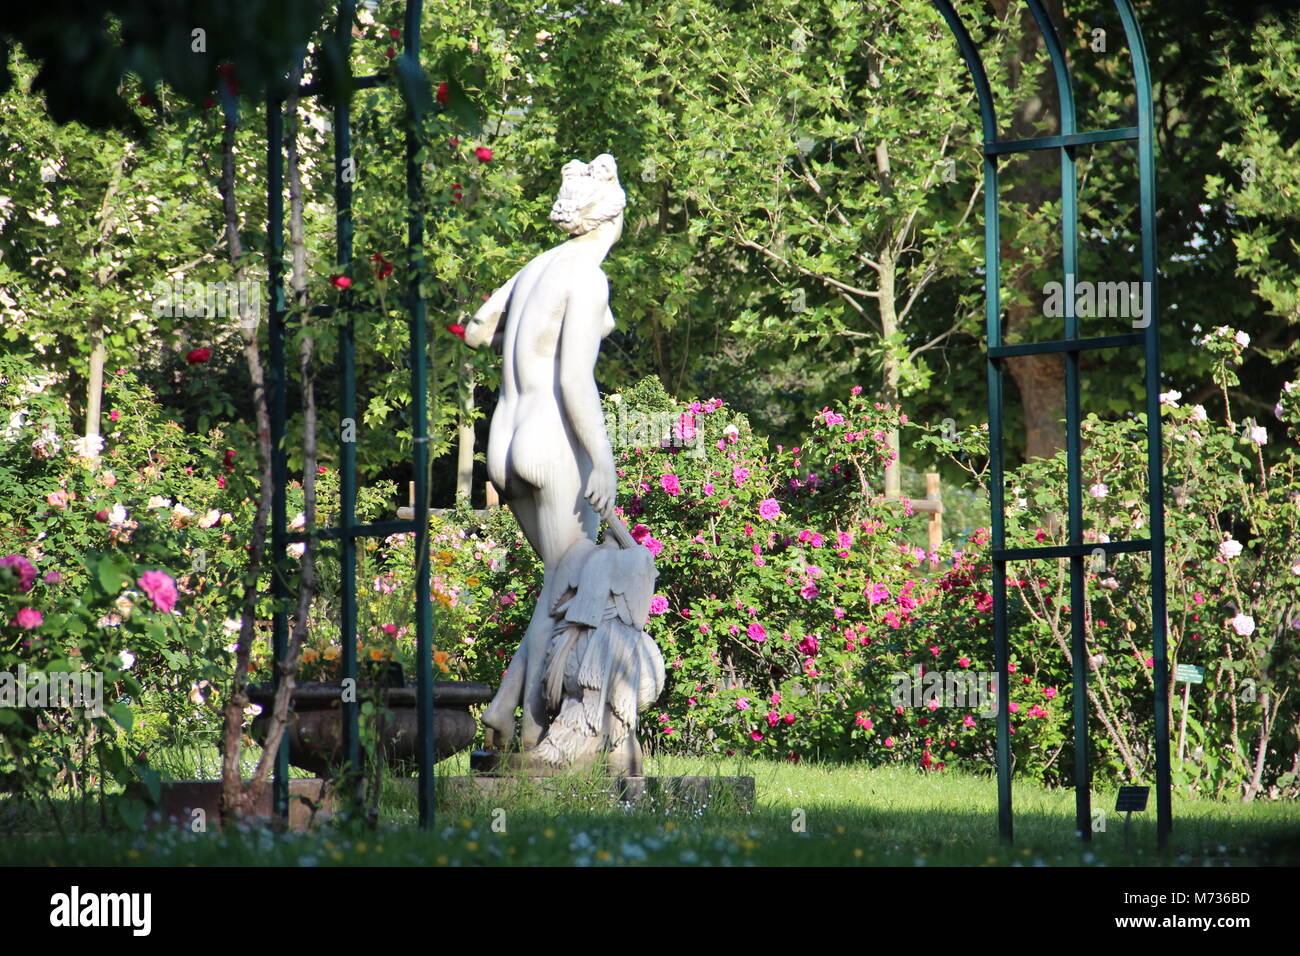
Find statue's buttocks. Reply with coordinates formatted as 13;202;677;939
488;249;611;500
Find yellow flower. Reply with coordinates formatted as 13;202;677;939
467;841;479;851
467;576;480;587
323;647;340;661
302;648;319;663
437;551;454;567
595;849;611;862
369;648;384;661
434;650;449;666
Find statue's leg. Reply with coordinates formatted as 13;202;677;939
481;652;523;747
512;473;598;751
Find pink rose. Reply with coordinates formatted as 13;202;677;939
648;595;669;615
14;607;43;629
138;570;178;614
0;554;37;593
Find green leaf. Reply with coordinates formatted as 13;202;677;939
108;702;133;732
97;555;130;594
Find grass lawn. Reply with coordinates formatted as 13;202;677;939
3;755;1298;866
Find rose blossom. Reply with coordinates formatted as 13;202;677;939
138;570;178;614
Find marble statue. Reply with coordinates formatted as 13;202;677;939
463;154;665;775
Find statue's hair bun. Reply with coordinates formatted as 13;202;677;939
550;154;625;235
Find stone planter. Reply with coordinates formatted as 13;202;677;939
248;680;493;776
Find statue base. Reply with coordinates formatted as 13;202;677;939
452;753;754;812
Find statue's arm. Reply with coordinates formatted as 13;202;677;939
559;270;617;514
464;270;519;350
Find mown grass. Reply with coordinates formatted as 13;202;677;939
2;754;1298;866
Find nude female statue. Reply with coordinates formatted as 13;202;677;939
463;155;663;770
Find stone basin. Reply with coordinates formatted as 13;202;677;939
248;680;493;776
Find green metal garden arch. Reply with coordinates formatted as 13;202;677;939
266;0;438;827
263;0;1170;845
932;0;1171;848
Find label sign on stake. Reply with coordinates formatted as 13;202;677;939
1115;786;1150;851
1115;786;1150;812
1175;664;1204;684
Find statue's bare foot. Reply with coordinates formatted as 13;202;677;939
481;704;516;751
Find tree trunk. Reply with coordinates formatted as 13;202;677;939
879;251;902;498
219;110;272;822
83;323;105;443
456;360;475;504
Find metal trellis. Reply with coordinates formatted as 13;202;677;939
266;0;438;829
933;0;1171;848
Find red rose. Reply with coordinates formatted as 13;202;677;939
317;465;327;474
437;82;449;106
95;509;109;522
331;275;352;290
186;347;212;365
385;47;396;59
451;182;463;204
475;146;493;163
446;324;467;340
389;27;400;39
449;136;459;147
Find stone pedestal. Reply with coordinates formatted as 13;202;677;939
155;778;337;831
438;772;754;812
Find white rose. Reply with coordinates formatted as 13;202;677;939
1219;538;1243;560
